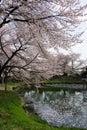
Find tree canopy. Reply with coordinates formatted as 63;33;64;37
0;0;87;84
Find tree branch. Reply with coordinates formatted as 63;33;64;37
23;52;39;68
0;37;9;58
0;6;19;28
0;44;22;75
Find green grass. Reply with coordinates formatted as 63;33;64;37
0;82;23;90
44;76;82;83
7;81;22;86
38;86;83;93
0;90;86;130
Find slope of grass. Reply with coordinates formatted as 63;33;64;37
0;90;85;130
0;82;23;90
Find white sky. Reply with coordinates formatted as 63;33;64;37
71;0;87;60
59;20;87;60
71;21;87;60
72;43;87;60
61;0;87;60
56;0;87;60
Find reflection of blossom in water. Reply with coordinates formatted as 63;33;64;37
69;92;83;116
59;90;64;96
25;90;87;128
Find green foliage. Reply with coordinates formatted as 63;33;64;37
81;67;87;78
0;91;85;130
44;76;82;83
38;86;82;93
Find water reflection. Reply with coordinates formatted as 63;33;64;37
24;90;87;128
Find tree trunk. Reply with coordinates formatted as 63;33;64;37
5;82;7;91
4;72;8;91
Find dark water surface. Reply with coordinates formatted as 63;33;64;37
24;90;87;128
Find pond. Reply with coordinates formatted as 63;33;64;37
24;90;87;128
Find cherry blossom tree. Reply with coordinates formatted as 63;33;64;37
68;53;86;75
0;0;87;89
0;0;86;48
51;53;86;77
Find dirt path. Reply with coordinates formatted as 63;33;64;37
0;86;12;90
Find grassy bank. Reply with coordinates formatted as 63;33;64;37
0;90;86;130
44;76;83;83
0;82;22;90
38;86;83;93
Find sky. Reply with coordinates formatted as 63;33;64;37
71;21;87;60
55;0;87;61
59;0;87;60
71;0;87;60
59;20;87;60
